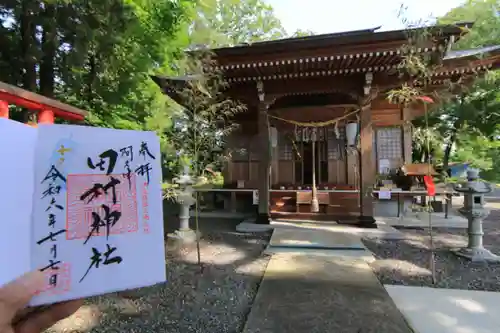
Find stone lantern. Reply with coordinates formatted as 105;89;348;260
453;169;499;262
169;163;197;242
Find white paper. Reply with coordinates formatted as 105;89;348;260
253;190;259;205
0;119;36;287
379;159;391;174
30;124;165;306
379;191;392;200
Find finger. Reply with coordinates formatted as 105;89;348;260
12;306;45;325
0;271;45;324
15;299;83;333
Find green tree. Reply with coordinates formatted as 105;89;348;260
390;1;500;177
0;0;192;124
186;0;287;47
439;0;500;48
169;52;246;177
428;0;500;175
0;0;193;175
0;0;288;181
450;129;500;170
156;0;288;178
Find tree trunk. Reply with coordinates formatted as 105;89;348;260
442;134;456;171
19;0;38;122
86;52;96;104
20;0;38;92
443;97;465;172
40;4;57;98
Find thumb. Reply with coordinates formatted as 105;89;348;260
0;270;45;324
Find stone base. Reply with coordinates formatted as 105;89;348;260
357;215;378;229
256;213;271;225
453;247;500;263
167;229;198;243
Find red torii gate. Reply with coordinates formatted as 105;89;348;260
0;81;87;124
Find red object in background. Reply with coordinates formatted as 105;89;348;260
417;95;435;104
0;99;9;118
423;175;436;196
0;81;87;123
38;109;55;124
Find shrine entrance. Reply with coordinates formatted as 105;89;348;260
293;127;329;186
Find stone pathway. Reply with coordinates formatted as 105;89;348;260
242;217;500;333
242;225;413;333
386;285;500;333
243;253;413;333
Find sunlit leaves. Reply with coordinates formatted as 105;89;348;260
187;0;286;48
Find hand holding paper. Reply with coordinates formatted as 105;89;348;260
0;120;166;306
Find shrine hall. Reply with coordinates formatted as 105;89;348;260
153;23;500;227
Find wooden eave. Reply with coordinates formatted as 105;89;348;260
420;47;500;88
443;45;500;61
152;24;500;111
438;47;500;73
150;75;188;107
213;23;472;59
0;81;87;120
153;48;499;106
211;23;473;81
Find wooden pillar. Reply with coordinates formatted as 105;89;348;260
38;109;55;124
358;72;376;227
358;103;376;227
346;152;358;186
0;100;8;118
256;81;272;224
271;128;279;186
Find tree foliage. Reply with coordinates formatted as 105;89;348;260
390;2;500;181
428;0;500;177
0;0;290;182
0;0;192;126
185;0;286;47
168;52;246;178
439;0;500;48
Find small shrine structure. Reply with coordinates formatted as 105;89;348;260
153;23;500;227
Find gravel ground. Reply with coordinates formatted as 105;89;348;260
363;208;500;291
47;222;271;333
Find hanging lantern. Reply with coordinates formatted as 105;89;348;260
346;122;359;146
270;126;278;148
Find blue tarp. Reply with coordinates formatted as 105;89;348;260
449;163;470;177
